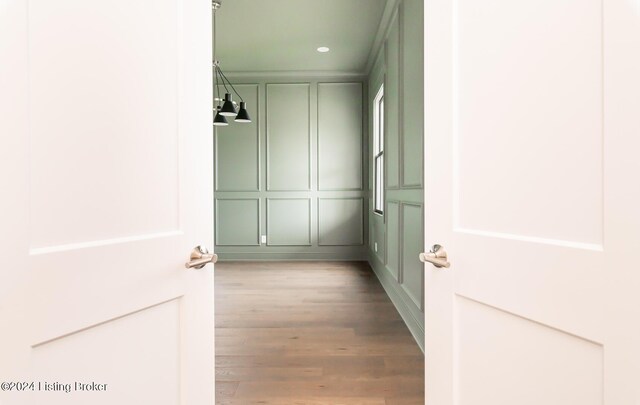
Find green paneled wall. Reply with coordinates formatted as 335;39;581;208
267;198;311;246
216;199;260;246
385;201;400;281
318;198;364;246
317;83;363;191
215;85;260;191
401;0;424;188
385;21;401;189
401;203;424;309
266;84;311;191
367;0;425;351
215;76;367;261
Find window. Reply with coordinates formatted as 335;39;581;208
373;85;384;214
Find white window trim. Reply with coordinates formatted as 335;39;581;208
373;84;384;215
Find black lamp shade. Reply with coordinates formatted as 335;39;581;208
235;102;251;123
213;106;229;126
220;93;237;116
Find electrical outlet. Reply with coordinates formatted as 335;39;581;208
261;235;267;244
374;242;378;252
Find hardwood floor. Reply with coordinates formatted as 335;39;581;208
215;261;424;405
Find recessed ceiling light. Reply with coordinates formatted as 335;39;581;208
317;47;330;53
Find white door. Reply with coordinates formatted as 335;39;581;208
0;0;214;404
423;0;640;403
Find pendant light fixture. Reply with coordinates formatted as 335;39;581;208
220;93;237;116
235;102;251;123
213;0;252;126
213;106;229;126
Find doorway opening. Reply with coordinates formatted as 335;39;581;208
212;0;425;402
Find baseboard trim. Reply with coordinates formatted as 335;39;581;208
367;250;425;352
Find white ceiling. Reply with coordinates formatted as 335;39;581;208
214;0;388;74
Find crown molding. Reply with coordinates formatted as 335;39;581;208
364;0;401;76
220;70;367;80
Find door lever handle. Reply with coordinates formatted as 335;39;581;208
419;244;450;268
185;245;217;269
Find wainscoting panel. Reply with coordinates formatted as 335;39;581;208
215;84;260;191
215;198;260;246
266;83;310;191
385;15;400;189
385;201;400;281
401;0;424;188
267;198;311;246
317;82;363;191
401;203;423;310
318;198;364;246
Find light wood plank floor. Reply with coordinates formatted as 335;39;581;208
215;261;425;405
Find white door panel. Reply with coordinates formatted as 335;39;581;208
454;0;603;248
0;0;214;403
31;300;181;404
456;296;603;405
424;0;640;403
453;236;604;343
28;0;181;250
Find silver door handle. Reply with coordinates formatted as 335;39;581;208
419;244;450;268
185;245;217;269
